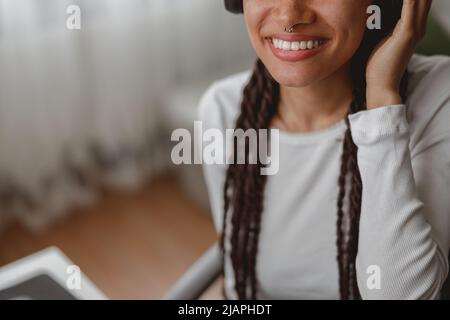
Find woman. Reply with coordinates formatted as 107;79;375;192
198;0;450;299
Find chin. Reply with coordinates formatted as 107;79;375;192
274;74;317;88
266;63;324;88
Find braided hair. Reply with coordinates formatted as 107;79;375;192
222;0;409;300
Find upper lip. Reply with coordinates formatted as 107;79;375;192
268;34;327;41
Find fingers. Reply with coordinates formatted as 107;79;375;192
399;0;432;41
417;0;433;36
400;0;418;32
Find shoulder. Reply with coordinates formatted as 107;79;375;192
408;54;450;95
197;70;252;130
406;54;450;150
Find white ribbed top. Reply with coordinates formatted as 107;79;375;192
198;55;450;299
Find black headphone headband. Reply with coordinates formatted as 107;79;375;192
224;0;243;14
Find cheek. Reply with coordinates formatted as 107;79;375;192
323;2;368;48
243;3;269;49
323;0;367;59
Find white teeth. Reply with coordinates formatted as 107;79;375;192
291;41;300;51
272;38;325;51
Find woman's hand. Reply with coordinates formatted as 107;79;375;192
365;0;433;109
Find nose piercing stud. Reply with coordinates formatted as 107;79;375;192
284;26;294;33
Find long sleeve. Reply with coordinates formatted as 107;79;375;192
349;105;450;300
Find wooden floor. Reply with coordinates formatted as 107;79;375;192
0;173;223;299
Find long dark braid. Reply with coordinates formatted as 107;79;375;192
221;60;279;299
221;0;408;300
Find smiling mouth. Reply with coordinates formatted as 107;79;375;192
266;36;329;62
270;38;328;51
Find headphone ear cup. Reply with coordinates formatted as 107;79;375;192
224;0;243;14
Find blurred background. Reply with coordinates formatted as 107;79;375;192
0;0;448;299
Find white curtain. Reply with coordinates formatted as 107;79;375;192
0;0;253;230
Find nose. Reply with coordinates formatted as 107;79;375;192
275;0;316;30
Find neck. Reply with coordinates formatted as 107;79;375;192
274;65;353;133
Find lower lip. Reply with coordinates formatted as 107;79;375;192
268;39;327;62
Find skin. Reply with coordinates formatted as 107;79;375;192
243;0;433;133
